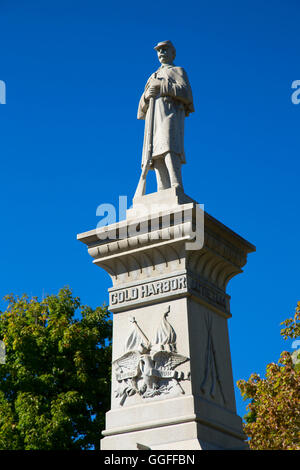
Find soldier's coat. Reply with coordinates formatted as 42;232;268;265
138;64;194;167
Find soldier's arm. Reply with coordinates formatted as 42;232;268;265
160;67;194;109
137;75;157;119
137;93;149;120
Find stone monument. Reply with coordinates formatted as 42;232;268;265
77;40;255;450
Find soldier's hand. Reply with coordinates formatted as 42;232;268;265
145;78;161;100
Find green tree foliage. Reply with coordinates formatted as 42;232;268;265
0;287;112;450
237;302;300;450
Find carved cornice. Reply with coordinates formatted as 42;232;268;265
77;204;255;293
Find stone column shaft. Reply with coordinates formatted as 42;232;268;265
78;191;255;450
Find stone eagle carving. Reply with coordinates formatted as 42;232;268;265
113;307;190;405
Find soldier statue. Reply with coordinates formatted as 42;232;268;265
135;40;194;197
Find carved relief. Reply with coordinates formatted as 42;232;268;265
110;274;187;308
200;314;226;404
113;306;190;405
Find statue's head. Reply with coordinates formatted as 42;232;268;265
154;40;176;65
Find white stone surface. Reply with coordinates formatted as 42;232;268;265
135;40;194;194
78;196;255;450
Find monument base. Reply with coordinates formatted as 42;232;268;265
78;190;254;451
101;395;248;450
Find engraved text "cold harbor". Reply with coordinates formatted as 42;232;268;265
110;276;187;305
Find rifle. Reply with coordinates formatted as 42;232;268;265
134;95;155;199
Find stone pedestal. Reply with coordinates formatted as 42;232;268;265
77;189;255;450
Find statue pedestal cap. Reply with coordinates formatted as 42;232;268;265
77;189;255;450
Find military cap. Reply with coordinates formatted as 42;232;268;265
154;40;176;52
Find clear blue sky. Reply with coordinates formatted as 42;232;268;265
0;0;299;419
